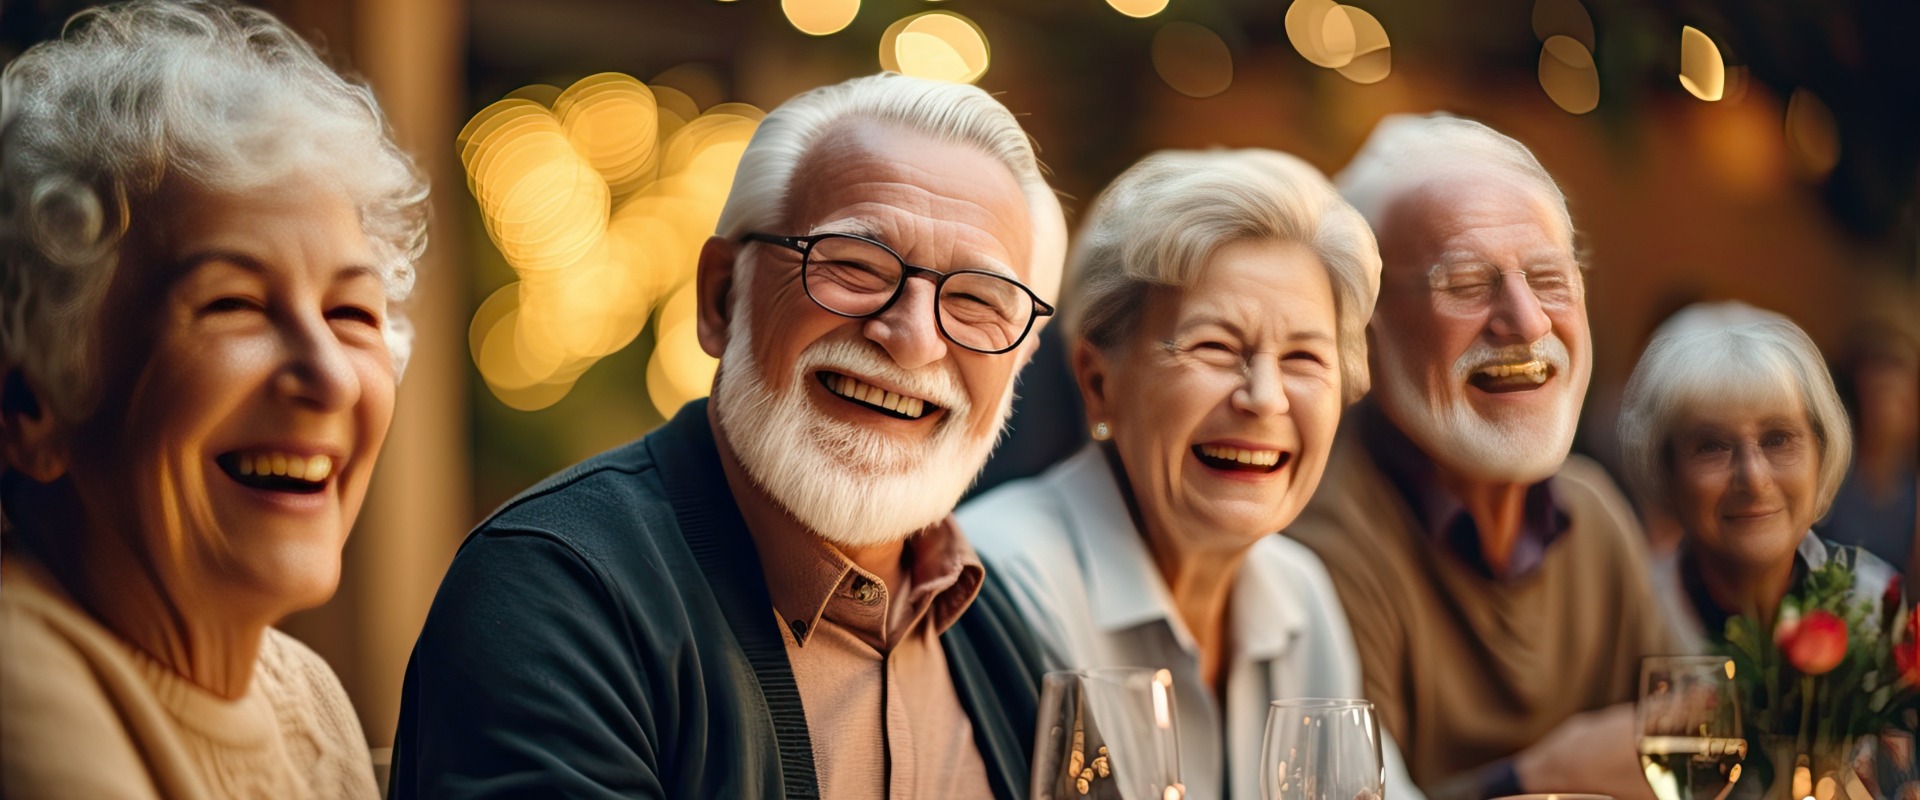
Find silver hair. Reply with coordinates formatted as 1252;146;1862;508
0;0;429;423
1618;302;1852;517
1335;113;1574;248
713;72;1066;303
1066;148;1382;403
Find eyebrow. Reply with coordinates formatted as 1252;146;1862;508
1180;315;1336;346
808;219;1019;277
175;250;382;285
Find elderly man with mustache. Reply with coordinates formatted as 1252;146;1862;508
1288;114;1672;800
388;73;1064;799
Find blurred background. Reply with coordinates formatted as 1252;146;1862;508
4;0;1916;747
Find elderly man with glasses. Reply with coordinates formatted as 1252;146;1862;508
1287;114;1672;800
388;73;1065;799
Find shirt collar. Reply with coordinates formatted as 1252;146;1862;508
1045;444;1308;659
747;510;984;651
1358;400;1571;581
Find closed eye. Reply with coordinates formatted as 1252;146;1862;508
200;296;262;315
327;306;381;326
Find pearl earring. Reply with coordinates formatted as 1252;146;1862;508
1091;421;1112;441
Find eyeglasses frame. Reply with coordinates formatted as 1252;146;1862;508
741;231;1055;355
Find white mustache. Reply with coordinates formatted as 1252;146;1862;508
1452;335;1570;380
797;338;971;418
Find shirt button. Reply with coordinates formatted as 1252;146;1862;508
852;578;881;605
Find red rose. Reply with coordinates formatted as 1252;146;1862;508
1781;610;1848;675
1899;607;1920;686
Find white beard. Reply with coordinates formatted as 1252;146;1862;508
1374;333;1585;483
709;290;1015;549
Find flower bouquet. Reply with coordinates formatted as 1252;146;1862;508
1719;551;1920;800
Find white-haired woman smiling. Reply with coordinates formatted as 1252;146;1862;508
1620;302;1896;653
0;2;425;797
958;149;1421;800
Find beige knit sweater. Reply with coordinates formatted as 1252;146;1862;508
0;556;380;799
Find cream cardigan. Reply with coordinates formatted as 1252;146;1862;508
0;555;379;799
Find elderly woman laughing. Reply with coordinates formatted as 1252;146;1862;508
959;149;1419;800
1620;303;1897;653
0;2;426;797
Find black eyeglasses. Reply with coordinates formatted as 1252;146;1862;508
742;231;1054;355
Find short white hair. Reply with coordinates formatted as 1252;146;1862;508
1618;302;1852;517
0;0;428;423
713;72;1066;302
1067;148;1382;403
1335;113;1574;247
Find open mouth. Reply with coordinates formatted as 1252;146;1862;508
818;372;937;421
216;451;334;495
1193;444;1291;474
1467;359;1553;394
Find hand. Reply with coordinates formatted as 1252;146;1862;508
1513;703;1654;800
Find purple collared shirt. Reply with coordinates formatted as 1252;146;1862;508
1359;401;1572;582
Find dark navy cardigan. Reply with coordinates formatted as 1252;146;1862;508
388;400;1045;799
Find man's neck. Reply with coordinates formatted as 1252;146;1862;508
1431;464;1531;575
706;408;910;595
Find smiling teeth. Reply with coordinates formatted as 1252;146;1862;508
236;453;333;481
1476;360;1549;383
1198;444;1282;467
827;375;928;419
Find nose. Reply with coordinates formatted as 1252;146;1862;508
1728;442;1775;496
1485;272;1553;344
862;275;949;371
273;312;361;412
1232;356;1291;417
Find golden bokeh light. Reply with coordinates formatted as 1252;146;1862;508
1530;0;1593;51
889;11;990;84
1538;35;1599;114
1151;22;1233;98
647;287;720;419
1786;88;1841;177
1106;0;1170;19
1679;26;1726;101
782;0;859;36
463;72;761;410
1334;6;1391;84
1286;0;1357;68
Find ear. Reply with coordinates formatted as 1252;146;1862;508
1;369;69;483
1069;337;1114;430
695;235;739;358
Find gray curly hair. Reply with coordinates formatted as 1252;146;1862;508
0;0;428;424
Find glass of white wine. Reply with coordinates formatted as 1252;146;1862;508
1030;668;1184;800
1638;655;1748;800
1260;698;1384;800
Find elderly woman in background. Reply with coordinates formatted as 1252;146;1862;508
1620;302;1896;653
959;149;1419;800
0;2;426;797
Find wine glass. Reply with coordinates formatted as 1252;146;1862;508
1031;668;1184;800
1637;655;1748;800
1260;698;1384;800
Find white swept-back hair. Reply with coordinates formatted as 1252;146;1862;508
1336;112;1574;247
0;0;429;424
713;72;1066;303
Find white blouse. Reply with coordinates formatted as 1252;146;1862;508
960;445;1424;800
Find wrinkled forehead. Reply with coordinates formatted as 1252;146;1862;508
782;118;1035;279
1375;170;1571;276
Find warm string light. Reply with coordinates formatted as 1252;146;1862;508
462;72;757;412
1151;22;1233;98
783;0;860;36
880;11;991;84
1679;26;1727;101
1284;0;1392;84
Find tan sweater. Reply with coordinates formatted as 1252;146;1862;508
0;556;379;799
1287;432;1671;800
